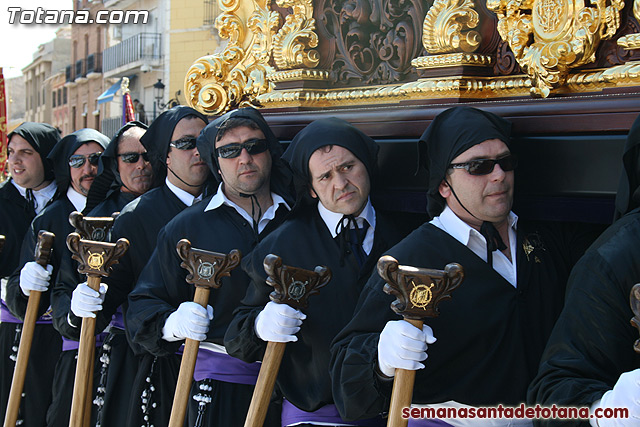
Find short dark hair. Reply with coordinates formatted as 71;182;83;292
215;118;260;147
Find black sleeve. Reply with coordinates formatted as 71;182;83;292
223;247;272;363
126;225;191;357
5;222;52;319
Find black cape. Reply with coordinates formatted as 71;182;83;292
527;209;640;426
330;220;596;421
0;180;37;278
224;204;407;413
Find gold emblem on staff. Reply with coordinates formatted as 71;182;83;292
87;252;105;270
410;281;435;309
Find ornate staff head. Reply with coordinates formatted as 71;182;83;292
378;255;464;320
630;283;640;354
69;211;118;242
176;239;242;290
66;232;129;277
263;254;332;311
0;234;5;254
34;231;55;266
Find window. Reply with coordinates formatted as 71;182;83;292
52;91;56;107
63;87;67;104
58;89;61;106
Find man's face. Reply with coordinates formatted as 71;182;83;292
308;145;370;216
215;126;272;198
438;138;514;226
69;141;103;196
166;117;208;193
117;127;153;196
7;135;47;190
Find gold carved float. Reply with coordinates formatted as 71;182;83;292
185;0;640;114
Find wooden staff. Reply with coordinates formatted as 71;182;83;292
378;256;464;427
168;239;242;427
3;231;55;427
66;232;129;427
244;254;332;427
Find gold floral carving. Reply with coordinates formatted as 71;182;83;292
617;0;640;50
488;0;624;97
412;53;492;69
422;0;481;53
272;0;320;69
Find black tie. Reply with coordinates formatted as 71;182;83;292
336;215;369;268
480;221;507;266
25;189;37;215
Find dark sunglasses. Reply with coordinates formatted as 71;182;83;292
68;152;102;168
449;154;517;176
117;152;150;163
169;137;198;151
216;138;269;159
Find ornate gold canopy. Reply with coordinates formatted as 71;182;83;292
185;0;640;114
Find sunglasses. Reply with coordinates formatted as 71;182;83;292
216;138;269;159
169;137;198;151
68;152;102;169
449;154;517;176
117;152;150;163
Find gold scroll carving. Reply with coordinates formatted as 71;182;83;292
487;0;624;97
422;0;481;54
618;0;640;49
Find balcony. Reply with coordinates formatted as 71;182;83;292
75;59;87;82
102;33;162;77
86;53;102;78
65;65;74;83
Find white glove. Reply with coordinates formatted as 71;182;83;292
162;302;213;342
71;282;107;318
377;320;437;378
590;369;640;427
254;301;306;343
19;261;53;296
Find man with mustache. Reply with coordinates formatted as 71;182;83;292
50;121;153;427
5;128;109;426
62;106;210;427
127;107;293;426
224;117;409;426
329;107;597;426
0;122;60;425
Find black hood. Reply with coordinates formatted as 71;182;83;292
197;106;294;204
86;121;148;212
418;106;512;218
47;128;110;193
8;122;61;182
614;113;640;219
139;105;208;186
281;117;378;207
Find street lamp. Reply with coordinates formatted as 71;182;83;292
153;78;166;120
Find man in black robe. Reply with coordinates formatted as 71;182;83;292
51;121;153;427
527;114;640;426
69;106;209;427
5;128;109;426
224;117;408;426
127;106;293;426
329;107;596;426
0;122;60;425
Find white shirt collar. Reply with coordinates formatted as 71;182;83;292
432;205;518;246
165;177;202;207
12;180;58;214
318;198;376;238
204;183;291;233
66;187;87;213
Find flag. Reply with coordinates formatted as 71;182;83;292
123;90;135;125
0;68;7;180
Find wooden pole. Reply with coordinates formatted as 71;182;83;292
243;341;286;427
68;275;102;427
387;319;424;427
4;231;54;427
168;287;211;427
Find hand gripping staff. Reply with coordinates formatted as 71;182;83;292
66;232;129;427
244;254;332;427
4;231;54;427
168;239;242;427
378;256;464;427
